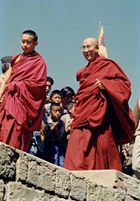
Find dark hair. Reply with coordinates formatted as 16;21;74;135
1;56;12;73
47;76;54;85
1;63;9;73
67;101;76;111
50;102;61;111
50;90;62;100
21;30;38;42
61;86;75;98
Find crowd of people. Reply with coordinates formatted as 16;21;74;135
29;83;76;167
0;29;140;179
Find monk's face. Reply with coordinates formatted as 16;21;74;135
81;38;98;62
21;34;37;54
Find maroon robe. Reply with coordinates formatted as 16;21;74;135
64;55;135;171
0;51;47;151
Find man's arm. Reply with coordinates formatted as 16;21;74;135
133;99;140;128
0;66;12;100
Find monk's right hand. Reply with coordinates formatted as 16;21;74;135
94;79;105;90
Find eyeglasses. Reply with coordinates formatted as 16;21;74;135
80;45;93;52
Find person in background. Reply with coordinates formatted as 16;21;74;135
64;37;135;171
0;30;47;151
120;142;134;176
64;101;76;135
61;86;75;112
30;102;66;167
44;89;62;118
0;56;12;101
29;89;63;157
45;76;54;104
43;102;66;167
132;99;140;179
60;86;76;137
62;101;76;148
1;56;12;74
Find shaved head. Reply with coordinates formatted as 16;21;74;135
83;37;99;47
81;37;99;62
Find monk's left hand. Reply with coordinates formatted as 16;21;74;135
94;79;105;90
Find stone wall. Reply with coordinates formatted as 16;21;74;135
0;142;139;201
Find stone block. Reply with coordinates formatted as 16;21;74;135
112;189;126;201
16;156;28;182
0;143;18;180
27;161;38;187
5;182;45;201
44;193;51;201
0;180;4;201
102;188;116;201
72;169;138;189
87;182;104;201
37;164;56;192
125;195;137;201
70;174;87;201
123;176;140;199
55;169;71;198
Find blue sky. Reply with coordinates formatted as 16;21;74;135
0;0;140;107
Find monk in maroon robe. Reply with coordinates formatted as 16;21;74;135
64;38;135;171
0;30;47;151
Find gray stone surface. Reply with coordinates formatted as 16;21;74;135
123;176;140;199
72;169;121;188
55;169;71;198
50;197;69;201
112;189;126;201
16;156;28;182
37;164;56;192
125;196;136;201
70;175;87;201
5;182;45;201
87;182;104;201
27;160;38;187
44;193;51;201
0;144;18;180
0;180;4;201
0;142;139;201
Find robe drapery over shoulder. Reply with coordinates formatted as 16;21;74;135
73;56;135;145
0;51;47;151
64;56;135;170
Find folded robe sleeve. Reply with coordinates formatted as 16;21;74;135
73;56;135;145
4;51;47;131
